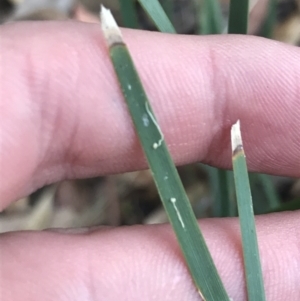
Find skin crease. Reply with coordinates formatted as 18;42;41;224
0;18;300;301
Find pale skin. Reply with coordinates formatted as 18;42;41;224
1;7;300;301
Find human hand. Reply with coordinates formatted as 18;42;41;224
0;20;300;300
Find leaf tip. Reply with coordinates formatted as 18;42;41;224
100;5;123;47
231;120;243;154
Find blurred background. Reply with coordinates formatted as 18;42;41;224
0;0;299;233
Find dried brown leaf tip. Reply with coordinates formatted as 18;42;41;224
231;120;244;157
100;5;124;48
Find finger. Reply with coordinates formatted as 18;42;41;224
73;4;100;23
1;211;300;300
1;22;300;208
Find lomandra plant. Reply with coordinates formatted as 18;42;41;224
103;0;271;300
101;6;230;300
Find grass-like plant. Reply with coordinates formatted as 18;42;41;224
104;0;284;299
228;0;249;34
119;0;139;29
136;0;176;33
196;0;223;34
101;6;231;300
228;1;266;299
260;0;277;38
231;121;266;301
205;166;235;217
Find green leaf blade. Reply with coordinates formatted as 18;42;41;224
204;166;236;217
231;121;266;301
118;0;139;29
110;42;230;301
228;0;249;34
101;6;231;300
257;174;280;210
197;0;223;35
137;0;176;33
260;0;277;38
